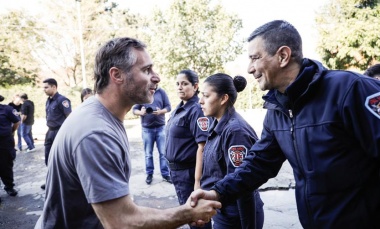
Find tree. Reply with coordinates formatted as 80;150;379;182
31;0;141;88
0;11;41;86
143;0;243;79
315;0;380;70
0;0;142;88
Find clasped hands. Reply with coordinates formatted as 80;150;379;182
186;189;220;227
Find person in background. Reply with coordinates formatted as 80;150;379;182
41;78;72;190
20;93;35;153
80;88;93;102
165;69;212;229
8;94;22;151
0;95;20;197
199;73;264;229
35;37;220;229
363;63;380;80
191;20;380;228
133;85;172;185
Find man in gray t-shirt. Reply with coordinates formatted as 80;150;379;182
35;37;220;229
41;97;130;228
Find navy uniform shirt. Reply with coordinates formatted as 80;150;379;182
0;104;20;136
46;92;72;128
165;95;211;163
201;107;258;190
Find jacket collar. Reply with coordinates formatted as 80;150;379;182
263;59;326;110
210;107;236;136
175;94;199;111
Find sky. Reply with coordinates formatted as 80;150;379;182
1;0;330;75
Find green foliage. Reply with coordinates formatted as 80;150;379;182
0;11;41;86
143;0;243;79
139;0;244;108
316;0;380;70
0;1;141;88
0;0;263;111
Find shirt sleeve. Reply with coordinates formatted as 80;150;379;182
73;133;130;203
59;97;72;116
161;90;171;112
224;129;256;174
342;77;380;159
132;104;142;111
189;105;210;143
20;103;26;115
213;113;286;203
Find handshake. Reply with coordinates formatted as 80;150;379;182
185;189;221;227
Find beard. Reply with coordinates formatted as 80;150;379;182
123;82;154;105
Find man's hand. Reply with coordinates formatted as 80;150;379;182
140;107;147;116
152;107;162;115
185;195;221;227
190;189;219;207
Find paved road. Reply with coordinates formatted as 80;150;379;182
0;118;302;229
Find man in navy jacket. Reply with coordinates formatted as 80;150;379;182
191;20;380;228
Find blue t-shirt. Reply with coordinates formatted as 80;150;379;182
133;87;171;128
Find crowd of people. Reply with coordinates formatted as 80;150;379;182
0;19;379;228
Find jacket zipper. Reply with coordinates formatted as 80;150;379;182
289;109;315;228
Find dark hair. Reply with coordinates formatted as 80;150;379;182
0;95;4;102
94;37;147;94
204;73;247;107
20;93;28;100
43;78;58;87
364;64;380;77
80;88;93;102
179;69;200;94
247;20;303;64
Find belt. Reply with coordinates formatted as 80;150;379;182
48;126;61;131
166;161;195;171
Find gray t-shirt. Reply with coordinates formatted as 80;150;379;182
37;97;131;229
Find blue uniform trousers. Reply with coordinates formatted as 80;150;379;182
44;128;60;165
171;167;202;229
0;135;16;189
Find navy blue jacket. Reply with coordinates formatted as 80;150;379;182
133;88;171;128
213;59;380;228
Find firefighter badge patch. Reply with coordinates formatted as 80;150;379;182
12;109;19;116
365;92;380;119
228;145;247;167
197;117;209;131
62;100;70;109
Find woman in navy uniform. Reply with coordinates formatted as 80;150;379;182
199;73;264;229
0;95;20;197
165;69;211;228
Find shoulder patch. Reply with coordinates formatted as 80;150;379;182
62;100;70;108
197;117;209;131
12;109;19;117
365;92;380;119
228;145;247;167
